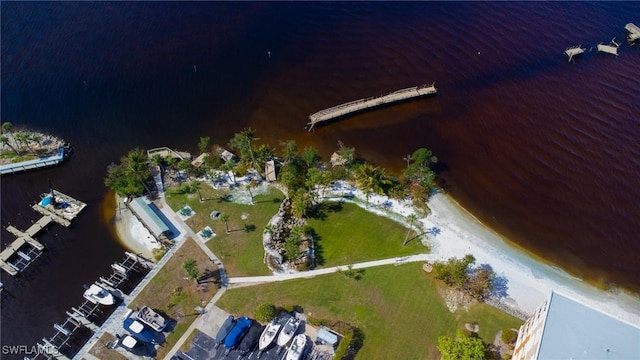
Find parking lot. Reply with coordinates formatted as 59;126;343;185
174;313;334;360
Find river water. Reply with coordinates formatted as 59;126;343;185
2;1;639;354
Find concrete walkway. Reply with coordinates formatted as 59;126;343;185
227;253;431;284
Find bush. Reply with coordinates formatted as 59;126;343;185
254;303;277;323
501;328;517;344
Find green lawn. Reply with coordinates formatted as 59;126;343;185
306;201;427;267
165;184;283;276
217;263;523;359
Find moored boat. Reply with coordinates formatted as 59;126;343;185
285;334;307;360
276;317;300;347
83;283;115;306
259;317;283;351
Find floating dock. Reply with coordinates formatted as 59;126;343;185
565;45;586;62
307;83;438;130
625;23;640;43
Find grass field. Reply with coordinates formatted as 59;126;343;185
306;201;427;267
217;263;522;359
165;184;283;276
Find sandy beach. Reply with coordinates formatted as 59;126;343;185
112;196;160;260
113;178;640;326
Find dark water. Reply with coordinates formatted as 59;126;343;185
2;1;640;353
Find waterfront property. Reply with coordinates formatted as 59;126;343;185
307;83;438;130
512;291;640;360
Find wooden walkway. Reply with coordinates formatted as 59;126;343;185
147;147;192;160
307;83;438;130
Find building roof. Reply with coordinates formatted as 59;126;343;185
537;292;640;359
129;197;170;237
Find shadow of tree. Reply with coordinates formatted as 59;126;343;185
244;224;257;232
477;264;509;299
306;227;325;266
307;201;344;220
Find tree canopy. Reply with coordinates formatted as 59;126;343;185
437;330;487;360
104;148;153;196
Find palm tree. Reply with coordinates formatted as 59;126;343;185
150;152;165;183
221;214;230;234
125;148;152;194
0;135;19;155
403;213;418;247
1;122;12;134
30;134;42;151
198;136;211;154
355;163;392;205
13;132;31;153
245;183;254;204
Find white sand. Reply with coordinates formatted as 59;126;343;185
326;182;640;325
113;197;160;260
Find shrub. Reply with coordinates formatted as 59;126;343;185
182;259;200;280
254;303;277;323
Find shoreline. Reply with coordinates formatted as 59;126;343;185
343;185;640;325
110;180;640;326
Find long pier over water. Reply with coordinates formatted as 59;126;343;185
307;83;438;130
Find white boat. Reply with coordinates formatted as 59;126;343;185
276;317;300;347
83;283;115;305
258;318;283;351
285;334;307;360
136;306;167;332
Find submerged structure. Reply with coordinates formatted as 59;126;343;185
564;45;586;62
625;23;640;43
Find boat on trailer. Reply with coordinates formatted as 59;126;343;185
285;334;307;360
136;306;167;332
258;317;283;351
276;317;300;347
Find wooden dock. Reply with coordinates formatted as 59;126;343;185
0;189;87;276
625;23;640;43
147;147;192;160
307;83;438;130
